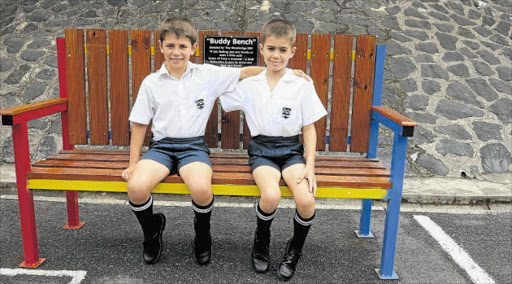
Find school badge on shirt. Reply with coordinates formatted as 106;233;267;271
195;99;205;110
282;107;291;119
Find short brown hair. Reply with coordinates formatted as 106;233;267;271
261;19;296;46
160;16;197;45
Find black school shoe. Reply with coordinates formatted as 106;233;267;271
193;217;212;265
251;229;270;273
142;213;166;264
278;239;302;281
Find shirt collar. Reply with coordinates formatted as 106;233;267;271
253;68;296;82
157;61;198;77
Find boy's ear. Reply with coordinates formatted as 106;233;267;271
290;46;297;58
158;40;163;53
259;43;264;54
191;42;198;56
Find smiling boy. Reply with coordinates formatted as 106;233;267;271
220;19;327;280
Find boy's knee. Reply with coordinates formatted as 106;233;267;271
260;190;281;206
127;179;151;203
295;195;315;213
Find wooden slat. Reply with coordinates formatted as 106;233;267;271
351;35;376;152
220;31;241;150
153;30;165;71
86;29;108;145
288;33;308;72
0;98;67;116
65;29;87;145
199;31;220;147
109;29;130;146
131;30;153;145
310;34;331;151
329;35;353;152
242;32;265;149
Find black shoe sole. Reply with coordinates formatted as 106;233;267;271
144;213;166;265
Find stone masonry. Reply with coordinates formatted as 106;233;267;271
0;0;511;177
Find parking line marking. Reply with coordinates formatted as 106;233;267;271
0;268;87;284
413;215;495;284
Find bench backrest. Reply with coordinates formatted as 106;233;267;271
59;29;384;153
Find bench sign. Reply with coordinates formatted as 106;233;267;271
204;35;259;67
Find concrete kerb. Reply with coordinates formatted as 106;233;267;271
1;164;510;205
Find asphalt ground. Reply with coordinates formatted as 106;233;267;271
0;196;511;284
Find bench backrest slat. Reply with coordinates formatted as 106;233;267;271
65;29;87;145
310;34;331;151
350;35;376;152
329;35;354;152
86;29;109;145
60;29;380;153
109;29;130;146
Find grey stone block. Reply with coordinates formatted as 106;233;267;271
0;58;14;72
405;94;429;111
442;52;464;62
414;54;435;63
435;33;458;51
382;85;398;104
410;125;436;145
400;78;418;92
473;25;493;37
460;47;478;59
436;139;474;157
489;78;512;95
482;16;496;27
428;3;449;14
421;64;449;79
4;37;27;53
501;48;512;62
495;21;511;37
108;0;127;7
422;80;441;95
480;144;512;173
471;60;495;76
415;42;439;54
477;50;500;65
435;124;473;140
457;27;476;39
450;14;477;26
35;69;56;80
21;50;46;62
472;122;503;142
385;40;413;56
433;23;454;33
28;118;48;130
416;152;449;176
27;10;50;22
381;17;401;30
404;19;431;29
404;7;429;19
405;112;438;125
32;136;59;162
385;6;401;15
465;78;499;102
429;11;450;22
445;2;465;15
391;32;413;43
481;41;502;51
390;57;416;79
435;99;484;120
4;64;31;85
447;64;470;77
489;98;512;124
461;40;480;51
496;66;512;81
467;9;481;20
23;82;47;102
446;81;483;108
49;116;62;134
489;34;509;46
404;30;429;41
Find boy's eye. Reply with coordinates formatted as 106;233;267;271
280;48;287;52
267;47;274;51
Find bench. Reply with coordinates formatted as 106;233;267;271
0;28;417;279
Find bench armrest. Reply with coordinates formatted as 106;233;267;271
1;98;68;126
371;106;417;137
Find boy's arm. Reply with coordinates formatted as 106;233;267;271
297;123;318;195
239;66;311;81
121;122;148;181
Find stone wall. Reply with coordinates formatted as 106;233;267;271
1;0;511;177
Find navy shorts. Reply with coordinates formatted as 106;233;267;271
248;135;306;173
140;136;211;175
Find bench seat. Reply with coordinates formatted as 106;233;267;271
27;149;391;199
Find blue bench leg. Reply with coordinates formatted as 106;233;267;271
375;133;408;280
355;199;374;238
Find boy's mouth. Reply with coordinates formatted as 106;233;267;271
170;58;184;62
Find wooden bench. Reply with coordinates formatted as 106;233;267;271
0;29;417;279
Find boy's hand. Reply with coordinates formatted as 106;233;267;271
122;165;136;181
297;165;317;196
293;69;312;81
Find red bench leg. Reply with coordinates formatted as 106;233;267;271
13;123;46;268
64;191;84;229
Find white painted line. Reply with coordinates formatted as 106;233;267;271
0;268;87;284
413;215;495;284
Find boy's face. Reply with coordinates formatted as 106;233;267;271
159;33;197;73
260;36;296;74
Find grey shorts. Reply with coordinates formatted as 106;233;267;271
140;136;211;175
248;135;306;173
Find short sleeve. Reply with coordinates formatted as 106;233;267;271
301;82;327;126
129;80;153;125
220;81;245;112
202;64;241;98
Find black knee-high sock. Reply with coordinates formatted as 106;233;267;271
129;196;158;239
290;210;315;252
192;197;214;237
256;202;276;243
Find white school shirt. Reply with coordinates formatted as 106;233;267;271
129;61;241;140
220;69;327;137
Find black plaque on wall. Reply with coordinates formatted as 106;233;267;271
204;35;259;67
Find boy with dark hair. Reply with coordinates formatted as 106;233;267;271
122;17;308;266
221;19;327;280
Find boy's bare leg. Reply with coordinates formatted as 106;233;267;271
127;159;170;264
279;163;316;280
179;162;214;265
251;166;282;273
